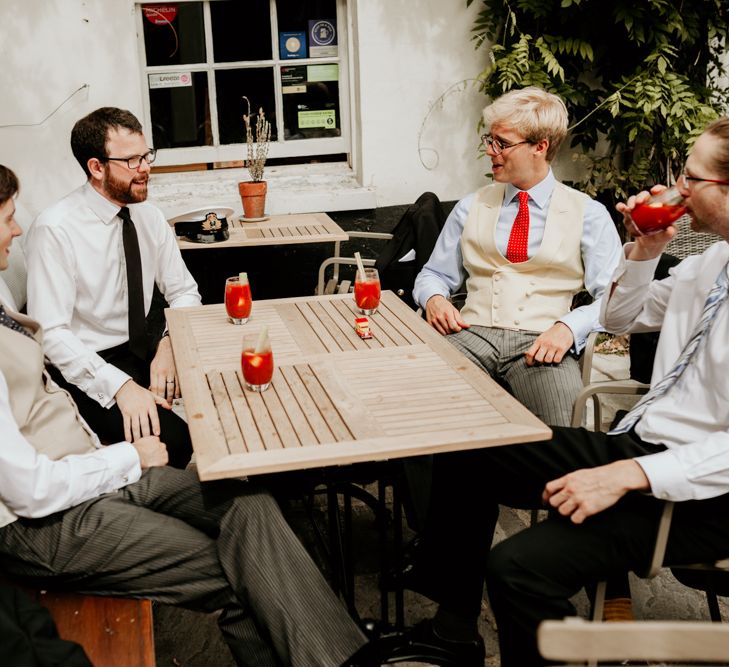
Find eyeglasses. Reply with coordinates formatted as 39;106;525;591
480;134;531;155
678;172;729;189
99;149;157;170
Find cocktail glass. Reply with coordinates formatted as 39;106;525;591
241;334;274;392
225;275;252;324
631;186;687;233
354;267;381;315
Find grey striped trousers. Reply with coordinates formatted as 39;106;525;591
448;325;583;427
0;468;366;667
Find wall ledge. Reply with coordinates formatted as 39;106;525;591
148;162;377;219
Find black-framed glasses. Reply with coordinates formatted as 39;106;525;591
678;172;729;188
480;134;531;155
99;149;157;170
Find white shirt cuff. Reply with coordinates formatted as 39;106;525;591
87;364;132;408
634;450;693;502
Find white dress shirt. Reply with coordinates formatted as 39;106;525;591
601;241;729;501
25;183;201;407
0;368;140;522
412;170;623;351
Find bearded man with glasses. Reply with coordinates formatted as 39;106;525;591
25;107;199;469
413;86;622;428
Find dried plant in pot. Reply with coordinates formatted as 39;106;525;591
238;96;272;220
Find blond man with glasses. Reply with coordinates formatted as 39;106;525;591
413;86;622;427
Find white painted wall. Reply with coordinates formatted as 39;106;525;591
351;0;489;206
0;0;145;219
0;0;489;219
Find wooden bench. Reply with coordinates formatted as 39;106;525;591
17;585;155;666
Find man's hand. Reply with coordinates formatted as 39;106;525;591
524;322;574;366
616;187;676;261
149;335;180;402
115;380;170;443
542;459;650;524
425;295;470;335
132;435;169;469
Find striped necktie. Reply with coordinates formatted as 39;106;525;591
0;305;35;340
610;261;729;435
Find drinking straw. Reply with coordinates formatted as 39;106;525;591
239;271;248;283
354;251;366;279
254;324;269;354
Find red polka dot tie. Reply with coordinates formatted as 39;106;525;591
506;191;530;263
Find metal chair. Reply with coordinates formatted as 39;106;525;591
571;215;729;629
316;231;394;296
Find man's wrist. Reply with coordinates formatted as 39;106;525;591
616;459;651;492
426;293;448;306
157;331;171;348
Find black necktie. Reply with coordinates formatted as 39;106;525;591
118;207;148;360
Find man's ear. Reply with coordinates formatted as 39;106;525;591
87;157;105;182
534;138;550;157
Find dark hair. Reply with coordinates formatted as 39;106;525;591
0;165;19;206
704;117;729;180
71;107;144;177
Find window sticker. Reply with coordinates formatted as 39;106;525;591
279;31;307;59
149;72;192;89
308;19;337;58
142;4;178;25
297;109;336;129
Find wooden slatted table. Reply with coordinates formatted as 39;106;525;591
175;212;348;250
167;291;551;481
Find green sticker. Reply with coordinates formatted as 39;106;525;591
298;110;336;129
306;64;339;82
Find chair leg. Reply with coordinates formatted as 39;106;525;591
392;481;405;629
593;396;602;431
592;580;607;622
707;591;723;622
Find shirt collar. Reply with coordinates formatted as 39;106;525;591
81;181;126;225
504;169;555;210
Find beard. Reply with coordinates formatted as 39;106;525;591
102;167;148;204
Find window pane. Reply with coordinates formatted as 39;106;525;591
275;0;336;32
142;3;206;66
275;0;337;59
211;1;272;62
281;64;340;140
215;69;276;145
149;71;211;148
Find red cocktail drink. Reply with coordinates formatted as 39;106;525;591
630;186;687;233
225;275;252;324
631;202;687;232
354;268;381;315
241;348;274;391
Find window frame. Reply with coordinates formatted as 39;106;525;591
134;0;351;168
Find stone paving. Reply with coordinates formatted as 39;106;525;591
153;352;728;666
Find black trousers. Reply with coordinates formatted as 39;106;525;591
418;427;729;666
47;343;192;469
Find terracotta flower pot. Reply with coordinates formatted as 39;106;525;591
238;181;267;220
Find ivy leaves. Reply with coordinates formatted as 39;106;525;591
470;0;729;209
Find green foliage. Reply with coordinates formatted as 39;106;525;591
469;0;729;208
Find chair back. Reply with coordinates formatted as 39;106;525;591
665;214;722;260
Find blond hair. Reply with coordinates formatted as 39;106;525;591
483;87;568;162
